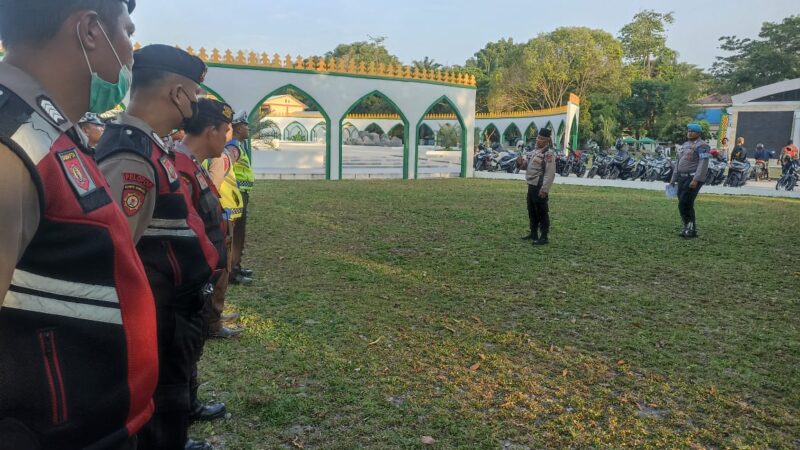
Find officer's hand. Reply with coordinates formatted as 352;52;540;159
690;180;698;189
538;191;548;199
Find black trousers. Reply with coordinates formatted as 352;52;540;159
676;174;703;225
137;305;204;450
231;191;249;275
526;184;550;236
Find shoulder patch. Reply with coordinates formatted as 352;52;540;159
195;171;210;191
57;148;98;197
122;184;146;217
123;172;155;190
545;153;554;163
37;95;67;127
159;156;179;184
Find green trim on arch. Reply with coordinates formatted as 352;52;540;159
414;95;468;178
502;123;521;146
200;84;227;103
205;62;477;90
247;84;332;180
339;90;410;180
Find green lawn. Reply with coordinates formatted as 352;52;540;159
194;180;800;449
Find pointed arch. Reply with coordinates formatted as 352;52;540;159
414;95;468;178
283;121;309;141
248;84;331;178
555;120;566;149
388;123;405;140
339;90;410;179
503;123;521;146
570;115;580;150
482;123;500;144
310;122;327;142
364;122;385;135
525;122;538;141
259;120;281;139
342;122;359;141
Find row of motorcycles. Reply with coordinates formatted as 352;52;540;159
474;140;798;191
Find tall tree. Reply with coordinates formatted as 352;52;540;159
619;10;676;79
488;27;627;110
325;36;401;66
712;15;800;93
464;38;522;112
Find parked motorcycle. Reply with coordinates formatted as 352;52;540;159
776;159;799;191
705;155;728;186
495;149;519;173
644;156;674;182
474;144;494;171
752;159;770;181
724;159;752;187
587;150;613;179
606;148;636;180
630;154;651;181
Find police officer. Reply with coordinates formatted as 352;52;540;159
173;99;234;437
94;45;219;450
0;1;159;449
521;128;556;246
78;112;106;148
669;123;711;239
229;111;256;283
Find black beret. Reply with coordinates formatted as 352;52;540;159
133;44;207;84
538;128;552;138
121;0;136;13
198;98;233;124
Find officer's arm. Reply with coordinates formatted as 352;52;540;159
541;152;557;193
0;147;41;303
694;145;710;183
98;154;158;243
207;155;227;190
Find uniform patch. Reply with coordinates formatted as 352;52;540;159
57;149;97;197
195;171;210;191
122;172;155;190
122;184;147;216
545;153;554;163
159;156;179;184
37;95;67;126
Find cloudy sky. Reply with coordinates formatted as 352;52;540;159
131;0;797;69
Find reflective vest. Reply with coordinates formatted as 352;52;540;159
96;124;219;307
0;81;158;448
205;151;243;220
229;139;255;192
173;146;227;271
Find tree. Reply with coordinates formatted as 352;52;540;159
464;39;522;112
413;57;442;71
488;27;628;111
437;124;460;150
325;36;401;66
618;10;676;79
712;15;800;93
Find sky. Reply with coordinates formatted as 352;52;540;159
132;0;798;70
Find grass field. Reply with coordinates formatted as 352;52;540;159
193;179;800;449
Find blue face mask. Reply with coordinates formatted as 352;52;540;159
78;22;132;114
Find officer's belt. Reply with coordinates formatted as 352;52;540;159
678;172;696;177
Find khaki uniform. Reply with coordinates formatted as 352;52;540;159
524;146;556;239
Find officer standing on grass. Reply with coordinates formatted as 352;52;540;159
521;128;556;246
669;123;710;239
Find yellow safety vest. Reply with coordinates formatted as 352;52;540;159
233;144;255;192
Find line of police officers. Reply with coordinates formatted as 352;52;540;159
0;1;255;449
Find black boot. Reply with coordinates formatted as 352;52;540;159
532;232;549;246
190;398;227;422
684;222;698;238
185;439;213;450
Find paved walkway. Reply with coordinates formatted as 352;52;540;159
474;171;800;199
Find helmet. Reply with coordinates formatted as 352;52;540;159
78;113;104;126
232;110;249;125
710;148;720;157
756;143;765;150
615;138;624;150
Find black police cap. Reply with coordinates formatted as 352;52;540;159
538;128;552;138
121;0;136;14
133;44;207;84
198;98;234;124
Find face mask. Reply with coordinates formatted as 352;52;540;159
173;88;200;130
78;22;131;114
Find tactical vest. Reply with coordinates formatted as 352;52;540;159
95;125;218;307
173;148;227;271
0;84;158;449
229;139;254;192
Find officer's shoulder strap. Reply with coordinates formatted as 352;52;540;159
0;87;46;215
95;123;153;162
